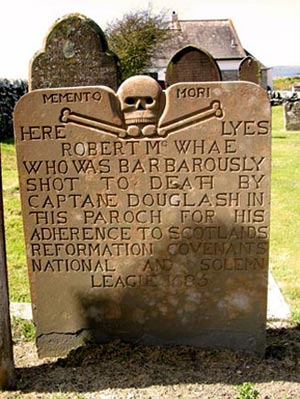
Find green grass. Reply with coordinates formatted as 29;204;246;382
235;382;259;399
11;317;35;342
273;76;300;91
270;106;300;321
1;139;28;302
2;107;300;321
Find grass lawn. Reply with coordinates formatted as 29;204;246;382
1;138;29;302
270;106;300;321
1;106;300;321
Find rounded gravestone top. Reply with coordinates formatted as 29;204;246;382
29;13;120;91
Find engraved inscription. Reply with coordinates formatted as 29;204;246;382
14;79;271;355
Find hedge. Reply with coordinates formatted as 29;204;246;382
0;79;28;140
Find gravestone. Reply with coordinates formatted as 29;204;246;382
165;46;221;87
284;101;300;130
14;76;271;357
29;14;120;91
0;149;15;389
239;56;261;85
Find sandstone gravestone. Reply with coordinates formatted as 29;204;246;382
14;77;271;357
29;14;120;91
165;46;221;87
0;149;15;389
239;56;261;85
284;101;300;131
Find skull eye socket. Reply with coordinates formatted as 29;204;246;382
145;97;154;105
125;97;136;105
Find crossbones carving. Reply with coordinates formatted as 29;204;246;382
60;76;224;138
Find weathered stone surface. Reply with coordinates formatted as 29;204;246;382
165;46;221;87
284;101;300;131
14;77;271;357
239;56;261;85
0;149;15;389
29;14;120;91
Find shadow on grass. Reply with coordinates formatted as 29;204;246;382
0;138;15;145
14;324;300;393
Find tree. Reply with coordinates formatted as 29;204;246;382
105;7;170;81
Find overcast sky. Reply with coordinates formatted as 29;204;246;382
1;0;299;79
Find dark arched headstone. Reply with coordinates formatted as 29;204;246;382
239;56;261;85
29;14;120;91
165;45;221;87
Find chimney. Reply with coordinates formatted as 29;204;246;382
171;11;181;30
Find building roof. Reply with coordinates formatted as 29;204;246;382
151;16;247;69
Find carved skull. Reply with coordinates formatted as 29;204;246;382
117;76;165;137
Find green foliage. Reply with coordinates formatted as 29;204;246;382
1;139;28;302
236;382;259;399
105;7;170;80
273;76;300;91
0;79;28;140
270;106;300;320
11;317;35;342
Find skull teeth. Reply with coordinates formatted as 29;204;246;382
125;117;156;124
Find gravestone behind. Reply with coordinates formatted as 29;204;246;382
165;46;221;87
239;56;261;85
14;77;271;357
0;149;15;389
284;101;300;130
29;14;120;91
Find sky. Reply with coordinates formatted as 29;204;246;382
1;0;300;79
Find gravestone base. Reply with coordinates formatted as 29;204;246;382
37;326;266;358
36;332;88;358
